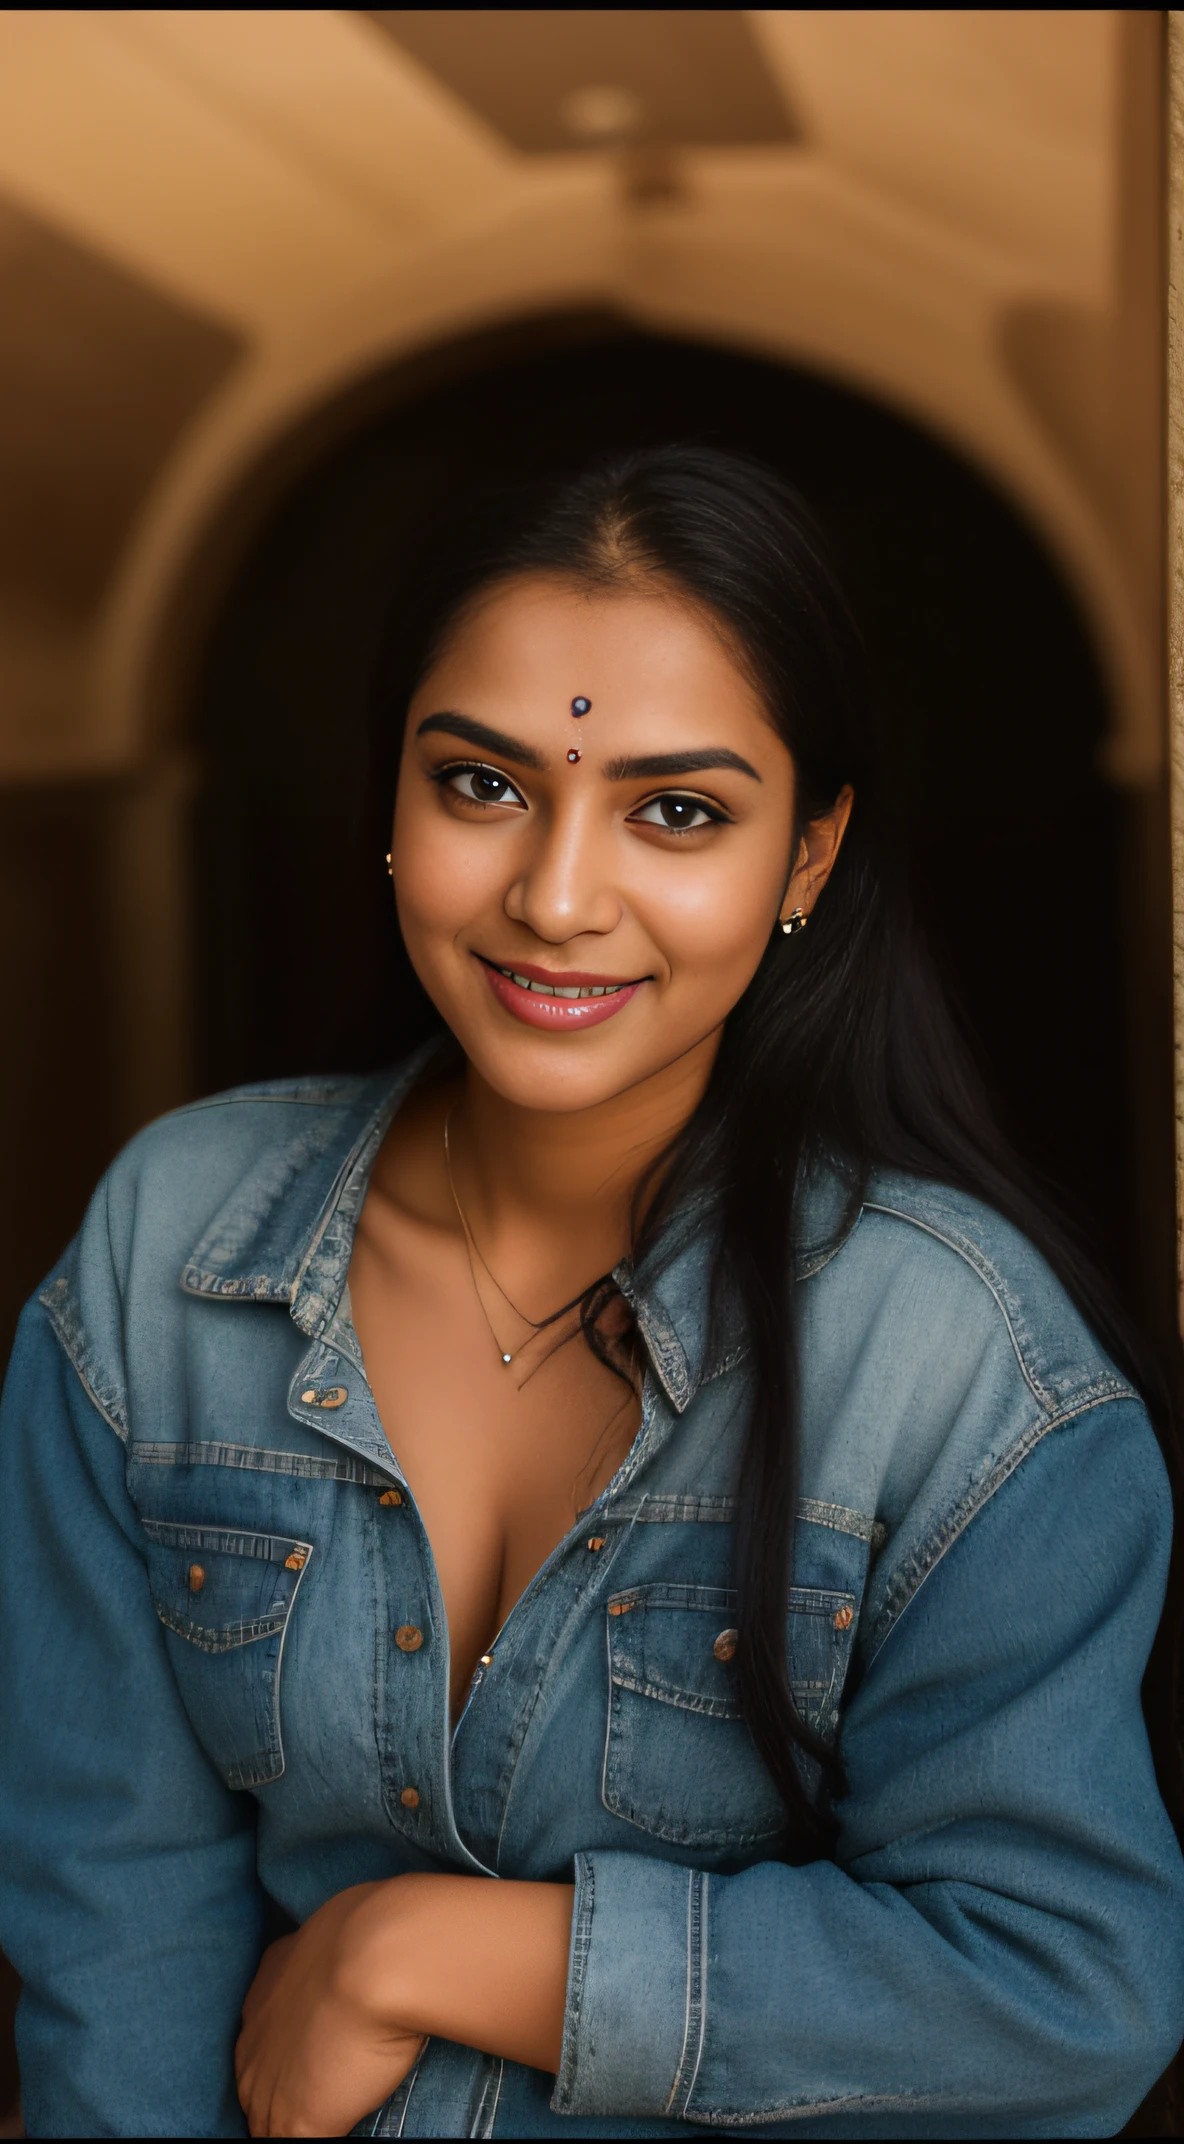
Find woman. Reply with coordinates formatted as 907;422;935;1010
1;446;1182;2139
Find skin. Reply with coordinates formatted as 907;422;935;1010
235;572;852;2136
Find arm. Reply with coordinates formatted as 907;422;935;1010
555;1400;1184;2135
241;1398;1184;2140
235;1873;571;2137
0;1294;267;2138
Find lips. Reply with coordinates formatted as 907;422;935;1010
478;957;646;1031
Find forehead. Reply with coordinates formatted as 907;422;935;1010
418;573;776;744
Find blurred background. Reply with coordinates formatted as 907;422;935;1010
0;8;1175;2132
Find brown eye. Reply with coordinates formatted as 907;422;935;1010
631;793;723;833
443;764;525;809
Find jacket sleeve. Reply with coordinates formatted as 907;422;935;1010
553;1398;1184;2138
0;1292;266;2139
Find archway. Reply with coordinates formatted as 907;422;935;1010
188;320;1167;1329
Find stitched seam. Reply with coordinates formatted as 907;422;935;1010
610;1675;744;1718
291;1084;408;1338
630;1495;737;1523
553;1854;595;2112
680;1872;710;2117
797;1497;879;1542
677;2089;974;2127
665;1871;698;2116
129;1440;390;1484
169;1086;359;1115
867;1390;1131;1662
267;1547;312;1783
611;1494;878;1543
141;1520;313;1560
38;1279;128;1440
860;1201;1057;1407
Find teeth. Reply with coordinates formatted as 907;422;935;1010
499;966;624;999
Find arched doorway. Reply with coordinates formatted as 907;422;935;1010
189;320;1169;1336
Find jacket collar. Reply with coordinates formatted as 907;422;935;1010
180;1051;861;1413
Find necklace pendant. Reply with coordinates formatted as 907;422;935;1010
501;1352;513;1365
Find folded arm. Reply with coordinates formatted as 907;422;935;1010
247;1400;1184;2140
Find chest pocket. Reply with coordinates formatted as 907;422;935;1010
602;1580;856;1851
141;1520;313;1791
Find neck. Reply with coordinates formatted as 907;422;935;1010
450;1031;720;1283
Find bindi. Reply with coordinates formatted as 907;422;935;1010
568;695;591;763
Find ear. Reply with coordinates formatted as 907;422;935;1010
778;786;855;927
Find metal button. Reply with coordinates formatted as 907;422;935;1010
587;1536;606;1552
395;1624;424;1652
713;1628;739;1662
284;1550;307;1571
188;1563;205;1594
300;1389;316;1403
378;1489;403;1507
400;1786;420;1810
305;1385;347;1410
833;1604;854;1631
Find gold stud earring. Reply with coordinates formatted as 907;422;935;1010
780;907;808;936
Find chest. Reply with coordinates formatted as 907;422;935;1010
347;1215;640;1712
126;1331;866;1885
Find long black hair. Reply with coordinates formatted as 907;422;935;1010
371;443;1174;1856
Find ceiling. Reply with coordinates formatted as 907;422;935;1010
364;10;798;153
0;9;1161;783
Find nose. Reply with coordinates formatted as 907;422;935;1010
503;796;623;944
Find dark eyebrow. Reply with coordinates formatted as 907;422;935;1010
415;711;545;770
602;748;762;783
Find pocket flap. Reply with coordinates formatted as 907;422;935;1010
607;1582;744;1718
142;1521;313;1653
606;1579;857;1726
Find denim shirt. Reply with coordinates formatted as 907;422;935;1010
1;1057;1182;2140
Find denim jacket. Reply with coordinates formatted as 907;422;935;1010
1;1055;1182;2139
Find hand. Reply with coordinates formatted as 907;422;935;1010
235;1883;426;2139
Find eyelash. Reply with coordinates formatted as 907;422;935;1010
432;761;525;808
630;793;730;834
431;760;731;834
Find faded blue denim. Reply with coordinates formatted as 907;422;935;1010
1;1055;1182;2137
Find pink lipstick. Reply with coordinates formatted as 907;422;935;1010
478;957;646;1032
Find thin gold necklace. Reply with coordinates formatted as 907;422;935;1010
443;1108;587;1368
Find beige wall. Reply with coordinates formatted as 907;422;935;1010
0;10;1166;791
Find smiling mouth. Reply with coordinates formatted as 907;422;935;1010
488;964;634;1000
476;954;647;1030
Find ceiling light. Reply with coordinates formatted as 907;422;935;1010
559;84;644;146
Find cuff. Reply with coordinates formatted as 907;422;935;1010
552;1850;710;2122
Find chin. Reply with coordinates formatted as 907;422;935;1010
464;1027;652;1113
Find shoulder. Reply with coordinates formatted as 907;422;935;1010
36;1071;391;1436
800;1165;1128;1427
845;1169;1128;1417
84;1073;381;1280
797;1168;1144;1640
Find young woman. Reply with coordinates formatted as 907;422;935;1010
1;446;1182;2140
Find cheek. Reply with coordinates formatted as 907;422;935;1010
391;782;508;942
627;835;783;984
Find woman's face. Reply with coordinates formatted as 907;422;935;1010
392;573;848;1115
